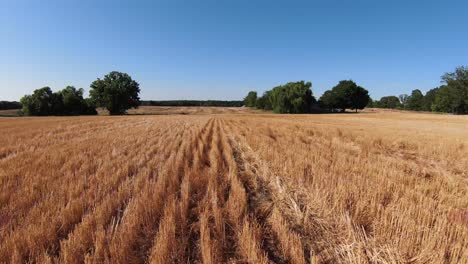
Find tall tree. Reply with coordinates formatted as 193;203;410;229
399;94;409;109
319;80;369;112
319;90;339;111
422;88;439;111
255;91;272;110
406;89;424;111
90;71;140;115
268;81;316;113
243;91;257;107
344;83;370;112
431;86;454;113
20;87;55;116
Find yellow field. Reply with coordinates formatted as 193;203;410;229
0;108;467;263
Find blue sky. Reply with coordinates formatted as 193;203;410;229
1;0;467;101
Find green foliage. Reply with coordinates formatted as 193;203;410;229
421;88;439;111
141;100;243;107
255;91;273;110
20;87;55;116
345;83;370;112
19;86;97;116
406;89;424;111
268;81;316;113
436;66;468;114
243;91;257;107
376;96;402;109
399;94;409;109
319;80;370;112
59;86;97;115
319;90;339;111
246;81;316;113
431;86;453;112
0;101;21;110
90;71;140;115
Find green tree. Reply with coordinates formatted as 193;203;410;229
243;91;257;107
368;98;383;108
90;71;140;115
20;86;97;116
431;85;453;112
254;91;272;110
268;81;316;113
422;88;439;111
20;87;55;116
406;89;424;111
345;84;370;112
436;66;468;114
319;90;339;111
58;86;97;115
379;96;402;109
398;94;409;109
319;80;369;112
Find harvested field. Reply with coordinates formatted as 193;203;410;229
0;109;467;263
105;106;259;116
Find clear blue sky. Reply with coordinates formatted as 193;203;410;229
1;0;467;101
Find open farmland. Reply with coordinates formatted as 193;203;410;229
0;109;467;263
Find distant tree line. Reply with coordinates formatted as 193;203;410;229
245;80;370;113
370;66;467;114
0;101;22;110
141;100;243;107
19;71;141;116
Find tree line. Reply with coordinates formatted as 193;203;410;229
19;71;141;116
244;80;370;113
15;66;467;116
370;66;467;114
0;101;22;110
141;100;243;107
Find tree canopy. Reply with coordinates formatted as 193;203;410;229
406;89;424;111
268;81;316;113
373;66;467;114
376;96;402;109
436;66;468;114
20;86;96;116
243;91;257;107
90;71;140;115
319;80;370;112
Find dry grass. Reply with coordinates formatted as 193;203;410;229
0;109;466;263
100;106;259;116
0;109;20;117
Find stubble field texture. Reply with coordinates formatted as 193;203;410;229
0;107;467;264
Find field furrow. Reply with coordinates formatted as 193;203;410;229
0;110;466;263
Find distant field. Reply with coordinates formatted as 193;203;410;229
0;106;258;117
123;106;259;115
0;109;467;263
0;109;20;117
